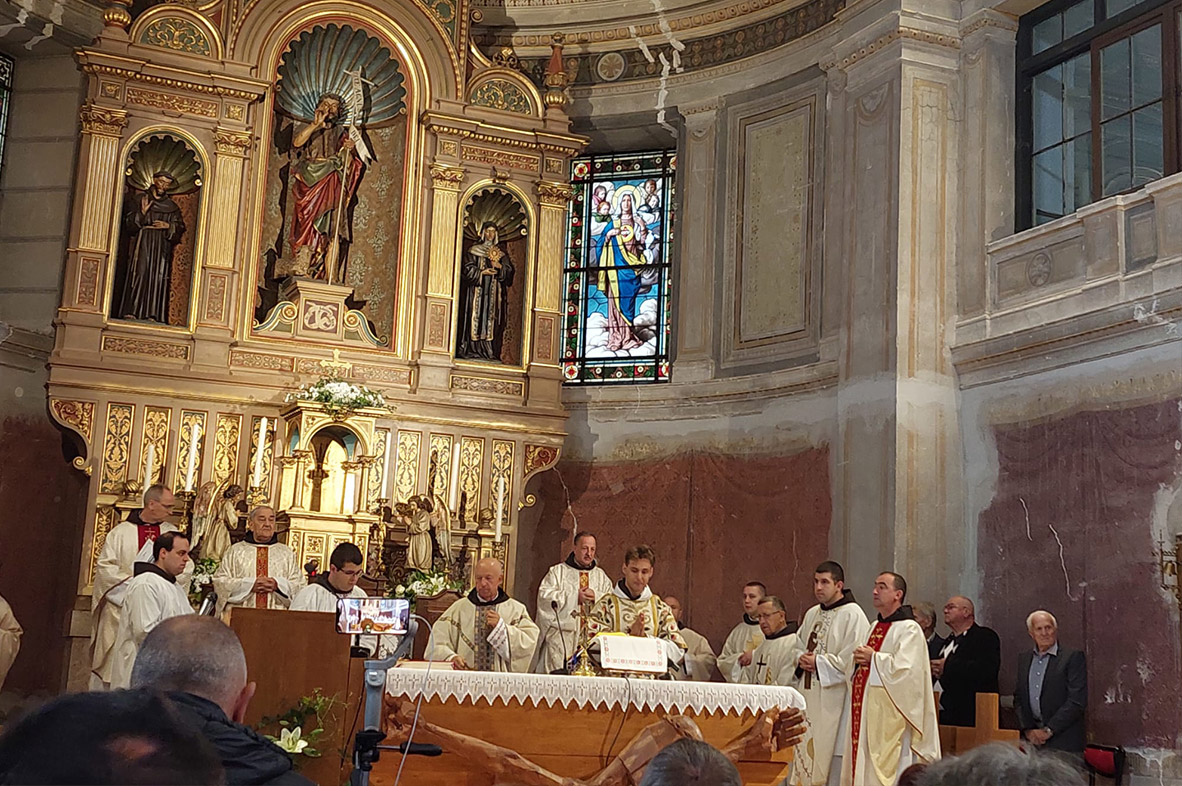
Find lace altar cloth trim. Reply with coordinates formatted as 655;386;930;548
386;669;806;716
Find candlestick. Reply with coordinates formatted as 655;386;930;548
252;417;267;488
382;431;393;498
184;422;199;492
449;443;461;511
144;443;155;486
495;477;504;543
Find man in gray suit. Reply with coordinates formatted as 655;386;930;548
1013;610;1087;756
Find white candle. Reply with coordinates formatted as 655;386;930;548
144;443;155;485
382;431;393;498
184;422;199;492
344;470;356;515
448;443;461;510
494;477;504;543
252;417;267;487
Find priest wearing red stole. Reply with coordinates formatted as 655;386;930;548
841;572;939;786
90;484;192;690
212;506;305;617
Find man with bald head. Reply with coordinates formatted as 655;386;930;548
429;558;539;672
213;505;305;617
930;595;1000;727
131;615;314;785
663;595;717;680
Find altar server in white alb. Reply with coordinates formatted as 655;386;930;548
213;505;305;616
532;530;612;673
717;581;767;682
91;484;193;690
430;557;539;672
663;595;718;681
109;531;196;689
787;561;870;786
736;596;798;685
841;572;939;786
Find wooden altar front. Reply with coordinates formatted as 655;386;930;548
376;670;806;785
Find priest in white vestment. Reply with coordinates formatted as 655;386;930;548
718;581;767;683
0;593;21;690
586;545;686;671
663;595;717;681
91;484;193;690
787;561;870;786
736;596;798;685
290;542;377;654
841;572;939;786
109;531;196;689
429;558;539;672
532;531;612;673
213;506;305;616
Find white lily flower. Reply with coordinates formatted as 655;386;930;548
278;726;309;754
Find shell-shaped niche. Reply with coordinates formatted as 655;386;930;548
463;187;528;241
276;23;407;127
126;134;202;194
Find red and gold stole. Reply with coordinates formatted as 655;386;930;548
136;524;161;549
848;620;891;779
254;546;270;609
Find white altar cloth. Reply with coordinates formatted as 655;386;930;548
386;668;806;716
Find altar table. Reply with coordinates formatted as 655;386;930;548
375;669;806;785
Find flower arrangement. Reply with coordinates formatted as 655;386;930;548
188;557;218;609
258;689;342;761
285;377;387;419
389;568;463;603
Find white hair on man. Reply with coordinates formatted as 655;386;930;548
638;738;741;786
130;615;249;717
248;505;274;521
1026;610;1058;630
915;742;1082;786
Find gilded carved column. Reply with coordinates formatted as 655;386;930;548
76;104;128;255
674;100;721;382
420;162;466;388
533;180;572;374
196;129;253;338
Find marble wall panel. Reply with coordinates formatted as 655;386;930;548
978;397;1182;748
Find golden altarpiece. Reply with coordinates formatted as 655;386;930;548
45;0;583;674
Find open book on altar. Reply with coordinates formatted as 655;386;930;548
592;633;667;674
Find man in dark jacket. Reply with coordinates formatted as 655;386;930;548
1014;610;1087;756
930;596;1001;726
131;615;314;785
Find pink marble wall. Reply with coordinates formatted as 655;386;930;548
979;398;1182;747
0;415;89;694
521;446;832;652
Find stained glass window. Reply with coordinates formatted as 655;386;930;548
562;150;675;384
0;53;12;174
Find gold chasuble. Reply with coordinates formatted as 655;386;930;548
586;582;687;669
841;611;939;786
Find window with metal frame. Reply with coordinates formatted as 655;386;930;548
1017;0;1180;228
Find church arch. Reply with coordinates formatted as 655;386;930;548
129;6;225;60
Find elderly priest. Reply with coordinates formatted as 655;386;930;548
736;596;797;685
429;558;539;672
212;505;305;616
586;545;686;670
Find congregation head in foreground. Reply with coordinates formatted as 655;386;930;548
130;616;314;786
915;741;1083;786
0;689;224;784
638;738;741;786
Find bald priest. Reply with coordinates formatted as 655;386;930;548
429;558;539;672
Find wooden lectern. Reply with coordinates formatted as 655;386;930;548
230;608;366;786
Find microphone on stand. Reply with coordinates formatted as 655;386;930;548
552;599;571;674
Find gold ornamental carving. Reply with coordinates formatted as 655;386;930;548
224;104;246;121
141;406;170;486
99;403;134;494
450;374;525;396
139;17;213;56
523;443;560;480
102;335;190;360
469;79;534;115
351;364;412;386
368;428;390;508
81;61;263;102
214;129;253;157
230;349;294;372
100;81;121;99
536;181;574;207
126;86;219;118
461;146;539;171
80;104;128;137
394;431;422;503
205;273;228;322
90;507;119;584
458;436;484;522
427;302;448;348
177;411;208;489
50;398;96;474
427;434;454;500
438;139;459;157
212;413;242;486
77;257;102;307
430;163;466;190
535;315;555;361
490;439;514;517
